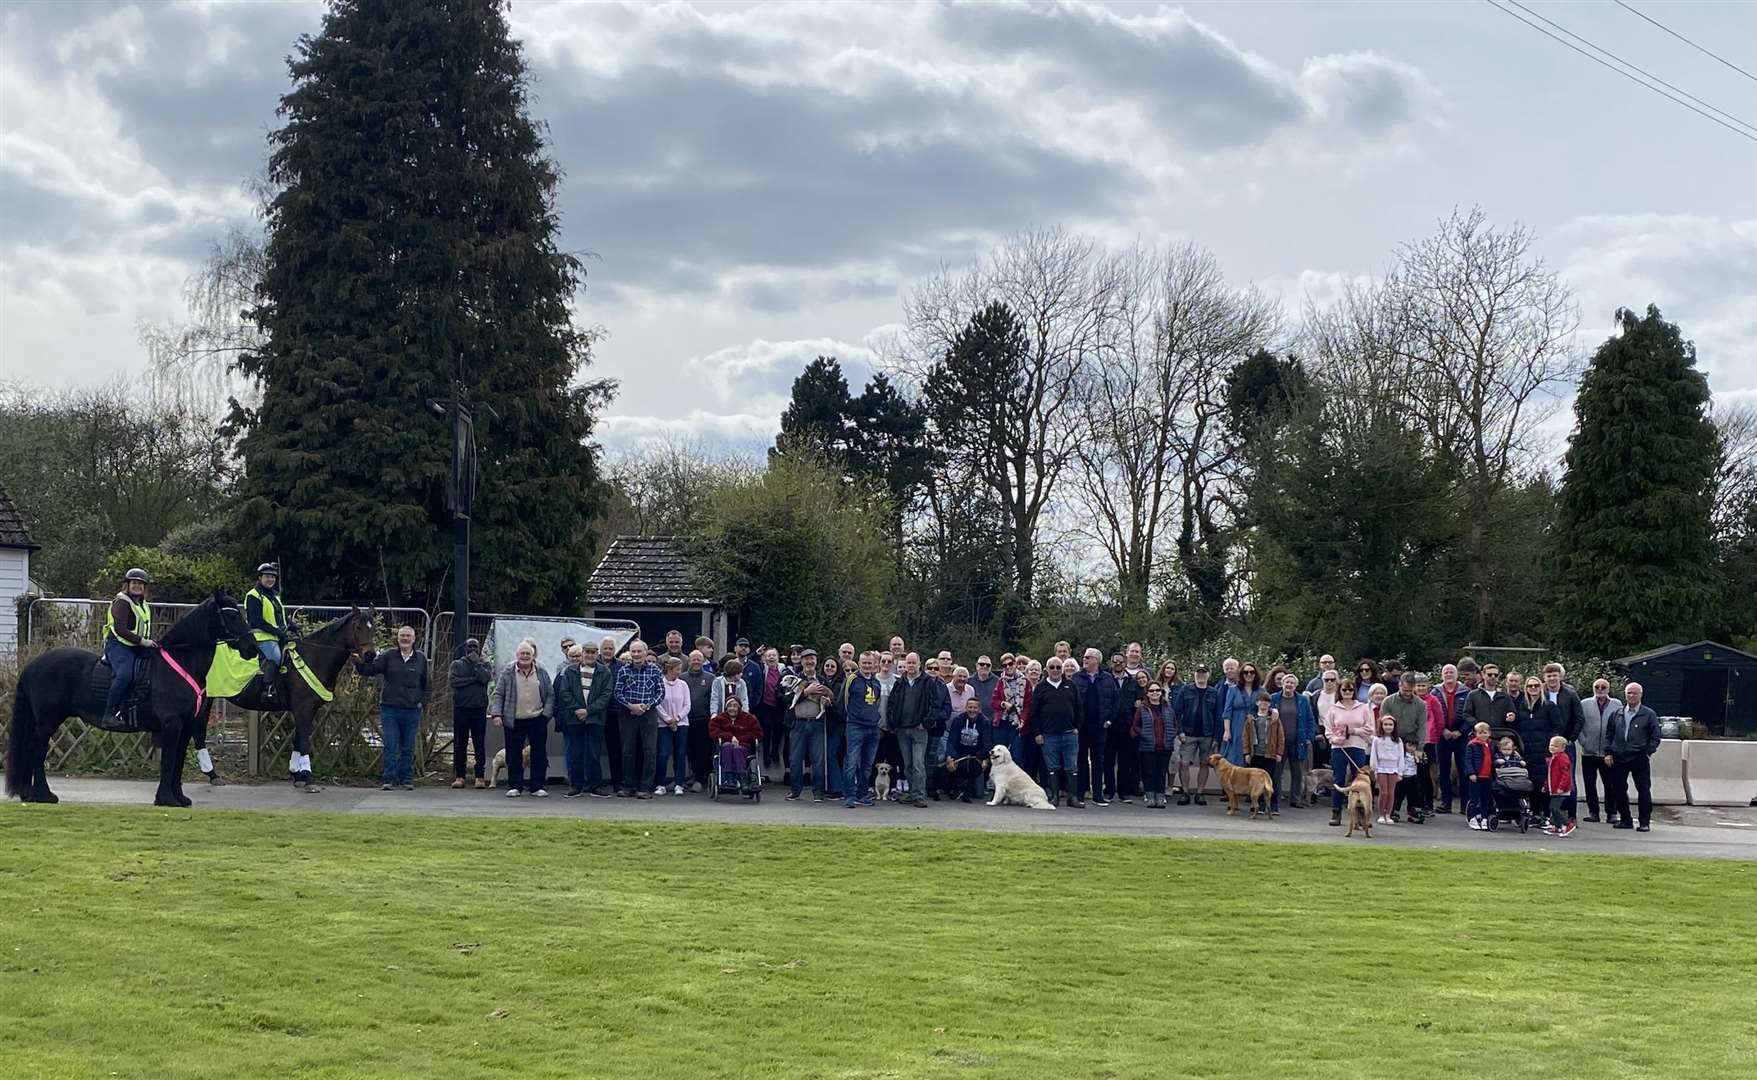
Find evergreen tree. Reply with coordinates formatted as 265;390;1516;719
772;357;852;463
848;372;934;527
231;0;607;610
1551;306;1720;655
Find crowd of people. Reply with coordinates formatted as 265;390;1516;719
372;631;1666;835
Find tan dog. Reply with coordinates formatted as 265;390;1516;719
1338;769;1374;837
1207;754;1275;818
1304;766;1334;801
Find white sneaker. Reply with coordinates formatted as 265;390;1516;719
673;784;685;795
506;788;521;798
532;788;548;798
653;786;666;796
1469;818;1483;830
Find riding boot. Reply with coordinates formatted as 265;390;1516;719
1064;771;1085;808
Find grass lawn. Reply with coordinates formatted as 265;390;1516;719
0;807;1752;1079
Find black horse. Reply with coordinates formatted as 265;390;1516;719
215;606;378;792
6;589;251;807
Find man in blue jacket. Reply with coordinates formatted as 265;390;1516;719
1071;649;1118;806
1175;665;1222;806
1604;681;1662;832
843;651;885;807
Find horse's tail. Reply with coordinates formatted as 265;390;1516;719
5;680;32;799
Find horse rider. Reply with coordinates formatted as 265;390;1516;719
246;562;291;705
103;568;156;723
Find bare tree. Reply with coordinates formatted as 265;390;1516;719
897;227;1123;613
1379;207;1580;641
599;435;759;544
139;224;267;415
1713;401;1757;548
1072;242;1278;619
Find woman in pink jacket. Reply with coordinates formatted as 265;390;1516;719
1325;674;1375;827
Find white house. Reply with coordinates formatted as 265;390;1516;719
0;481;39;655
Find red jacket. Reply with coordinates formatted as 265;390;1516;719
709;709;761;745
1467;735;1495;779
1547;749;1573;795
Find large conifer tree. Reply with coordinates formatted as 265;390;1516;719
232;0;607;610
1550;306;1720;655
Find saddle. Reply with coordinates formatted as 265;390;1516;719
89;653;157;732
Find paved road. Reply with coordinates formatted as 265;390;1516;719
23;776;1757;860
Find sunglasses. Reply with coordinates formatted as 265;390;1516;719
978;662;991;667
1324;676;1337;682
1148;687;1164;694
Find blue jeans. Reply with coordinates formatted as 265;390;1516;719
1076;723;1105;796
844;723;880;804
563;725;589;791
380;706;420;785
103;639;142;716
657;725;690;788
257;638;283;667
927;733;947;795
1041;731;1079;774
1469;776;1495;821
1330;746;1367;812
788;719;827;797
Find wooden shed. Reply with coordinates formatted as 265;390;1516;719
1612;641;1756;737
0;481;39;656
585;536;727;655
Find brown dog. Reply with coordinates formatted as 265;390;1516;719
1338;769;1374;837
1207;754;1275;818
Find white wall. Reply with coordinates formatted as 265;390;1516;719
0;547;28;655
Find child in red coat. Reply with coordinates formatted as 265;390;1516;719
1544;734;1575;837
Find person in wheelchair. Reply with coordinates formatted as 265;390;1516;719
709;696;762;792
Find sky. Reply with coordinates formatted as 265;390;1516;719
2;0;1754;455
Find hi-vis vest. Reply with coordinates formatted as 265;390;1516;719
246;586;285;642
104;592;152;645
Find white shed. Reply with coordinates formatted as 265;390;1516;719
0;481;39;655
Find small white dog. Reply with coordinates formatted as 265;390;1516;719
874;762;893;802
987;745;1054;810
489;745;531;787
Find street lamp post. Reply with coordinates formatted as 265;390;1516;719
431;352;491;659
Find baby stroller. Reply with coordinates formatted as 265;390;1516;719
708;738;763;802
1488;765;1535;833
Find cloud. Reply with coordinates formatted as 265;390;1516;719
1553;214;1757;396
596;409;779;454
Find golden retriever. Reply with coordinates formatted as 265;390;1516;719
987;745;1054;810
1207;754;1275;818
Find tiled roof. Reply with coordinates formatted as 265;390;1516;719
0;480;38;550
586;535;717;606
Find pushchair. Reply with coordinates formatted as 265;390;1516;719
708;738;763;802
1488;765;1535;833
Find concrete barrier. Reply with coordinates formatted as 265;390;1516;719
1651;739;1686;805
1682;740;1757;807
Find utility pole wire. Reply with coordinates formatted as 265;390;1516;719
1482;0;1757;143
1614;0;1757;84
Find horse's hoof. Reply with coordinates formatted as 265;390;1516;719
175;794;193;808
154;796;180;807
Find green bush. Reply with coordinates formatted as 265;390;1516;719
91;545;248;604
689;453;895;652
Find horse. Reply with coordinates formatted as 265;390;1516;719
213;606;378;792
6;589;251;808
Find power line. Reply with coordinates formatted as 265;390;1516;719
1483;0;1757;143
1614;0;1757;84
1505;0;1755;133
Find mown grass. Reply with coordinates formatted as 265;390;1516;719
0;806;1751;1079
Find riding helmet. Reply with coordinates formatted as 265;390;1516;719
124;567;150;584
